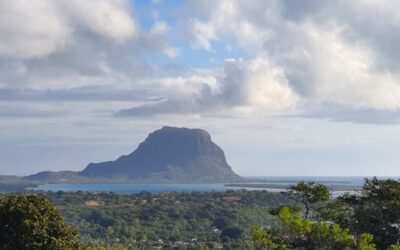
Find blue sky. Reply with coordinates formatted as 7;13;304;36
0;0;400;176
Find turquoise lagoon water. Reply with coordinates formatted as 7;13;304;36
33;183;286;194
32;177;398;194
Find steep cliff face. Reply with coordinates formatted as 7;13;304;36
80;126;240;182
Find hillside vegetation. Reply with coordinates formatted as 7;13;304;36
0;178;399;249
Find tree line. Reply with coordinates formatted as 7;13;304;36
0;178;399;249
253;178;400;249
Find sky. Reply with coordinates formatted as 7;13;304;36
1;0;400;176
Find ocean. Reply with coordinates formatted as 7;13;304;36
32;176;399;194
33;183;275;194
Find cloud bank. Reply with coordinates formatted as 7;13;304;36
0;0;175;90
1;0;400;124
175;0;400;120
2;0;400;176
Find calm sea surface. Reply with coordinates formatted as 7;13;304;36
33;183;283;194
33;176;399;194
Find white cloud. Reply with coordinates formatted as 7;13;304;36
222;58;297;110
2;0;400;123
63;0;137;43
296;23;400;110
151;21;169;35
118;57;298;116
0;0;137;59
186;0;277;52
0;0;179;90
188;19;217;50
185;0;400;115
0;0;71;59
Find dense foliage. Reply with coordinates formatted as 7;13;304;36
0;194;81;250
327;178;400;249
254;178;400;250
1;178;399;249
288;181;331;219
252;207;376;250
41;189;291;248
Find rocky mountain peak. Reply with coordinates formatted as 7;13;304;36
80;126;240;182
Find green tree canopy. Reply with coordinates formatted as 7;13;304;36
252;206;376;250
289;181;331;219
0;194;82;250
338;177;400;249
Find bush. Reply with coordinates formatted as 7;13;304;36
0;194;82;250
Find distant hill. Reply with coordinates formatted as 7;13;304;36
25;126;241;183
80;126;241;182
25;171;83;182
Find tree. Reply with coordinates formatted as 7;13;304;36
252;206;376;250
220;227;243;240
289;181;331;219
251;226;281;250
0;194;82;250
212;217;230;230
338;177;400;249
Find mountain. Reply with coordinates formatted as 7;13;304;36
24;171;82;182
80;126;240;182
